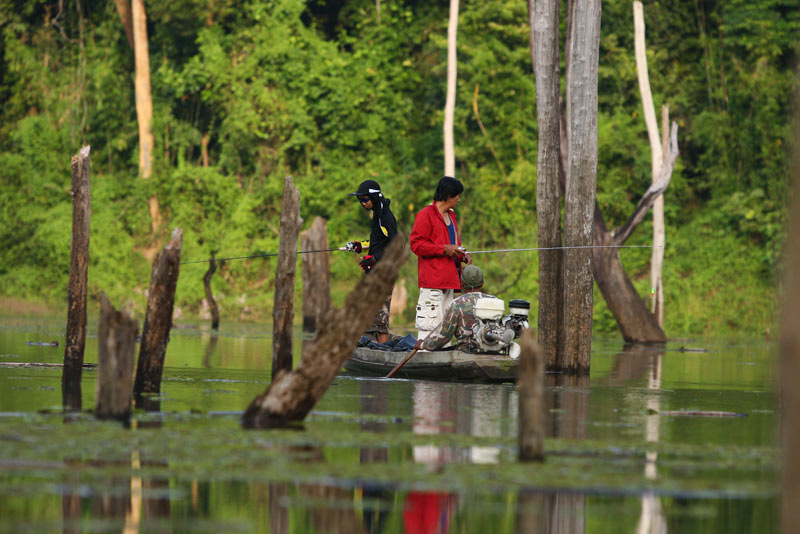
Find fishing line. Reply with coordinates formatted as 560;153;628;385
468;245;661;254
181;248;344;265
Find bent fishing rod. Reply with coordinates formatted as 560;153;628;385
181;244;660;265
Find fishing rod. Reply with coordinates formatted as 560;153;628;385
180;247;346;265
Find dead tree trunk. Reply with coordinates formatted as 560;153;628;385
132;0;160;234
113;0;134;48
592;124;678;343
243;236;407;429
530;0;564;370
272;176;303;379
134;228;183;407
518;329;545;462
562;0;601;374
443;0;459;177
203;253;220;330
62;145;91;411
95;294;138;420
301;217;331;333
780;89;800;534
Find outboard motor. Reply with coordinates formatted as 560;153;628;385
504;299;531;338
471;297;518;353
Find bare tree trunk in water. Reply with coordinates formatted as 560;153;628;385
272;177;302;379
301;217;331;333
62;146;91;411
562;0;601;373
530;0;564;370
592;124;678;343
243;237;407;429
443;0;459;177
203;254;220;330
780;89;800;534
132;0;160;235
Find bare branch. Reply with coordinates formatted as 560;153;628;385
612;122;679;245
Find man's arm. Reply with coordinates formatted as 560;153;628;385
421;307;458;351
410;210;444;257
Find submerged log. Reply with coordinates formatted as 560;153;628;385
133;228;183;407
518;330;545;462
95;294;138;420
272;176;303;378
243;235;407;429
203;253;220;330
62;145;92;411
301;217;331;333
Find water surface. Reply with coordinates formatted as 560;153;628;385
0;315;778;533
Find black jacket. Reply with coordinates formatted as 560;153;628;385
368;195;398;262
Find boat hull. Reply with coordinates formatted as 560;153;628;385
344;347;517;382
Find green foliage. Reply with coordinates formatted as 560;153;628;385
0;0;792;335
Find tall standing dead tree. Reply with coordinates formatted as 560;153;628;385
134;228;183;407
443;0;459;177
272;176;303;379
95;294;138;420
243;236;407;429
592;124;678;343
531;0;564;370
562;0;601;373
203;253;220;330
62;145;91;411
132;0;160;235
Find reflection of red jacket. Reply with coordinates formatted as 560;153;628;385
403;491;451;534
410;203;462;290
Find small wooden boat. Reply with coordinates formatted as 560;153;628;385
344;346;518;382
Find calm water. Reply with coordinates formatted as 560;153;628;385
0;315;779;533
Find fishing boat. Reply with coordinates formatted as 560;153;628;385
344;345;518;382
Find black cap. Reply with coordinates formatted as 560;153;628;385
349;180;381;196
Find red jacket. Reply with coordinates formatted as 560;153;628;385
410;203;462;289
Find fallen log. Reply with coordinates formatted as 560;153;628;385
243;235;407;429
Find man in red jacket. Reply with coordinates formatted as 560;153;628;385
410;176;472;341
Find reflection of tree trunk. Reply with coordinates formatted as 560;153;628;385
62;465;82;534
202;334;218;369
269;483;289;534
132;0;160;234
545;374;589;440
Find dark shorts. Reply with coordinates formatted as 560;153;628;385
365;295;392;337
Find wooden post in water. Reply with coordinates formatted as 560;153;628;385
62;145;91;411
272;176;302;378
133;228;182;408
203;253;220;330
243;236;407;429
95;294;138;420
518;329;545;461
301;217;331;333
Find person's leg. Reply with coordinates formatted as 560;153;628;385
416;288;452;341
366;294;392;343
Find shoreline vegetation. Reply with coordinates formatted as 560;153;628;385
0;1;791;339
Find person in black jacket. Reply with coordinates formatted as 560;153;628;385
346;180;398;343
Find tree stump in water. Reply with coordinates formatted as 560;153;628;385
134;228;182;409
301;217;331;333
203;253;220;330
243;235;407;429
518;329;545;462
95;294;138;420
273;176;302;379
62;145;91;411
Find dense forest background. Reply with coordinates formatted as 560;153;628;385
0;0;796;337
